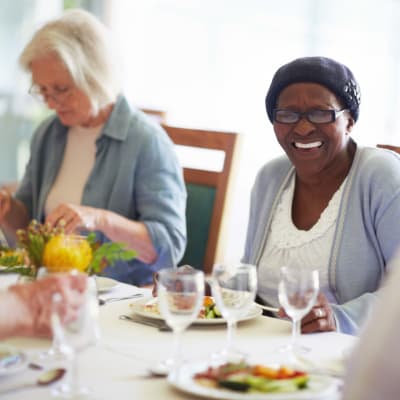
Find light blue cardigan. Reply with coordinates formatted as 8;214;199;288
15;95;187;286
243;146;400;334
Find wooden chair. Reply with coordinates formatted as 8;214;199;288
377;144;400;154
140;107;167;123
162;124;238;274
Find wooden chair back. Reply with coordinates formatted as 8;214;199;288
140;108;167;123
162;124;238;274
377;144;400;154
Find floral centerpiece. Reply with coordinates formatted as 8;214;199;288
2;220;136;278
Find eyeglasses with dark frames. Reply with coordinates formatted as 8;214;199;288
273;108;349;124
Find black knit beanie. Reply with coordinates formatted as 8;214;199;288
265;56;361;123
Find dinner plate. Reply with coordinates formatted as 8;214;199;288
96;276;120;293
0;345;28;377
168;361;338;400
130;298;262;325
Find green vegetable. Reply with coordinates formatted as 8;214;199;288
218;380;250;392
206;309;215;319
213;305;222;317
244;375;309;393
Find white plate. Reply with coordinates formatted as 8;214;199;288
96;276;120;293
130;298;262;325
168;361;338;400
0;345;27;377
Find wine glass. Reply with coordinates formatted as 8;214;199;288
51;276;100;399
156;268;204;374
211;263;257;362
278;265;319;356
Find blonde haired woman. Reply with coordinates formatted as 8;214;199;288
0;9;186;285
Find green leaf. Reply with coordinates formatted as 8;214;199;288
86;241;137;275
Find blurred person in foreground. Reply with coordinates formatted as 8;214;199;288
0;274;86;339
342;250;400;399
242;56;400;334
0;9;186;286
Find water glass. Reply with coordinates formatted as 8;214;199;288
157;268;204;372
211;263;257;362
278;265;319;355
51;276;100;399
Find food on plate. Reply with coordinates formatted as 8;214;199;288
194;362;309;393
136;296;223;319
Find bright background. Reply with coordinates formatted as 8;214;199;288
2;0;400;263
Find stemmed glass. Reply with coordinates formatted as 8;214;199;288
211;263;257;362
278;265;319;356
157;268;204;373
51;276;100;399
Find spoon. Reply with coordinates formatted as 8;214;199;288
0;368;66;395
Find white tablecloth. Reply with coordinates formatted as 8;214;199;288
0;281;357;399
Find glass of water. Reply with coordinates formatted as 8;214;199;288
157;268;204;372
211;263;257;362
278;265;319;355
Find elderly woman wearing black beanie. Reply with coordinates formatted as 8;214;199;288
243;56;400;335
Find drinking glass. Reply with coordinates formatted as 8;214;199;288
30;269;78;364
278;265;319;355
211;263;257;362
157;268;204;373
51;276;100;399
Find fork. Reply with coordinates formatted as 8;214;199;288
98;293;143;306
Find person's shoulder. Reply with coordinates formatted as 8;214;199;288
357;146;400;174
355;146;400;190
116;97;167;139
256;154;291;180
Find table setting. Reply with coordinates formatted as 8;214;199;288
0;252;357;399
0;260;356;400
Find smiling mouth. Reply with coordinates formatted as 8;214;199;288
293;141;323;149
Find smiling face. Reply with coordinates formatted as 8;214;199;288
30;53;94;127
274;82;354;178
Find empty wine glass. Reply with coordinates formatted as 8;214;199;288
211;263;257;362
156;268;204;374
51;276;100;399
278;265;319;356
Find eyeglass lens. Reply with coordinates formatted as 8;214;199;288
274;109;344;124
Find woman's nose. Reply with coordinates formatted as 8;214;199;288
293;117;315;136
45;97;60;110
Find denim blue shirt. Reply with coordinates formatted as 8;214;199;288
15;95;187;285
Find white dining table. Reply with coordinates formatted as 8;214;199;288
0;278;357;400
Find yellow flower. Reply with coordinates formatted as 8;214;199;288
43;234;92;273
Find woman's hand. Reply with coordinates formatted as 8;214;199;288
278;292;336;333
47;203;157;264
8;273;87;337
46;203;104;233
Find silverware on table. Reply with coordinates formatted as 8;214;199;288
98;293;143;306
254;302;279;313
119;314;171;332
